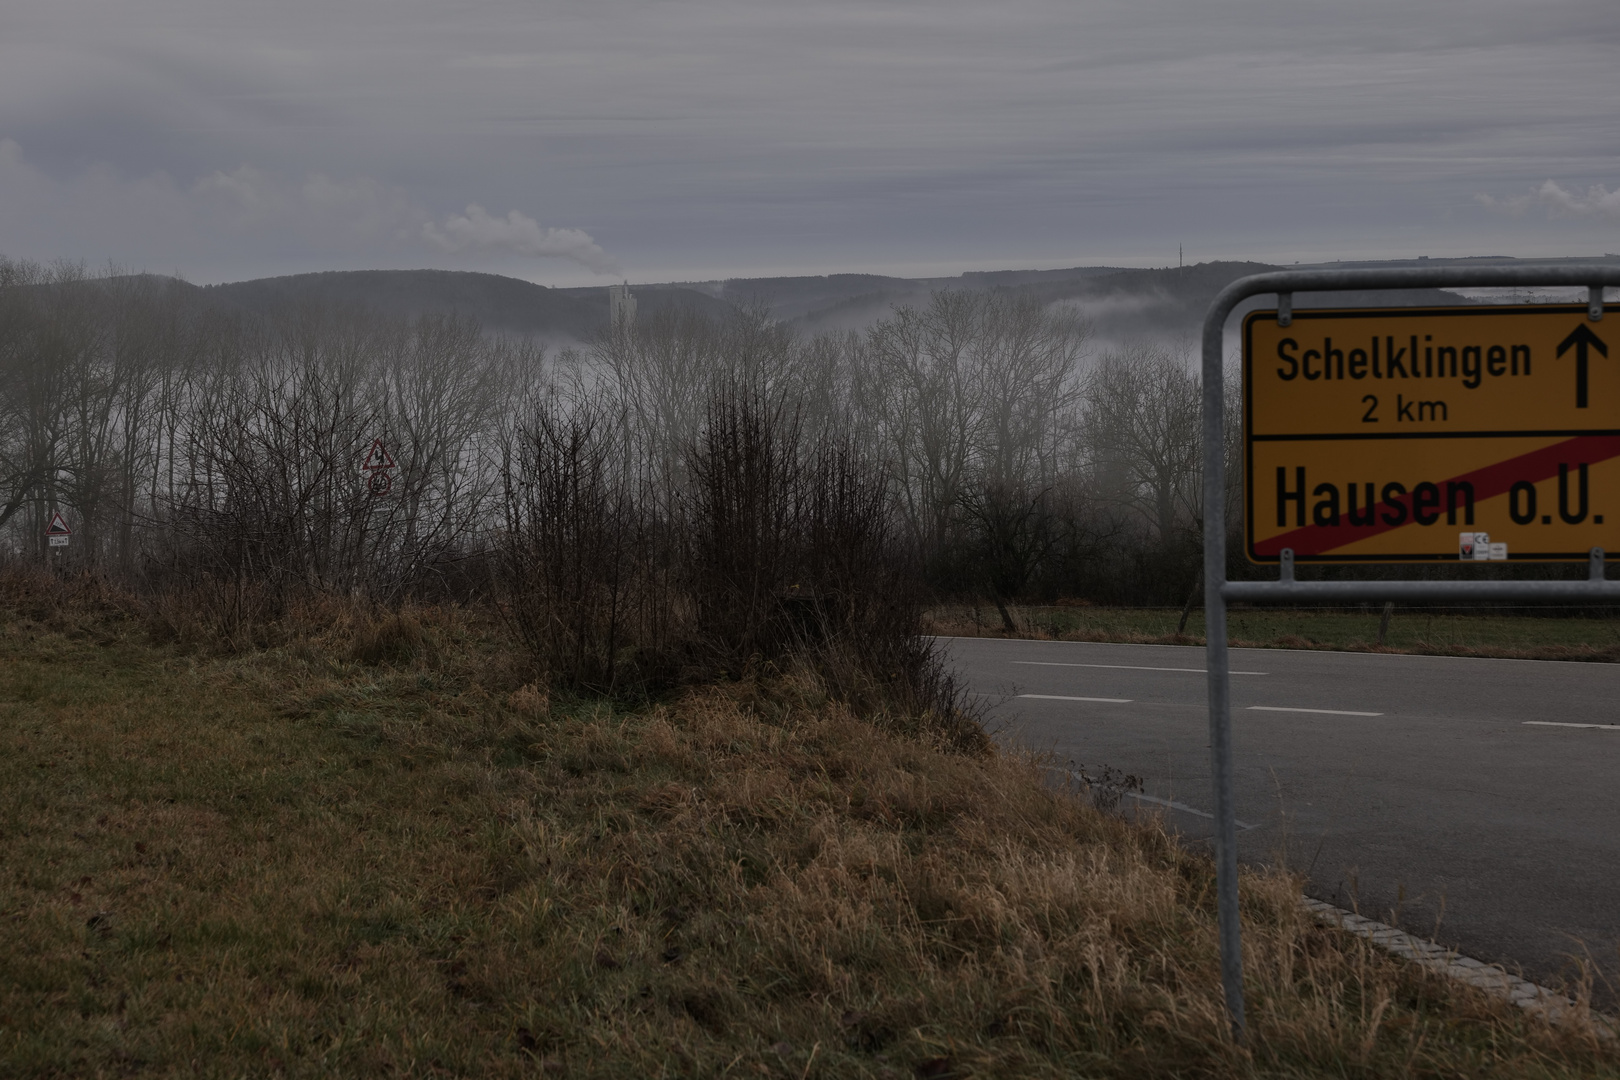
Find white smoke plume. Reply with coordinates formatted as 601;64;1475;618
423;204;617;273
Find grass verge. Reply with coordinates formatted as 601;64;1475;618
927;604;1620;662
1;593;1616;1077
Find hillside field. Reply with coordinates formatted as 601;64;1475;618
1;583;1615;1078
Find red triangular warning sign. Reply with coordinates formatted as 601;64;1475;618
46;511;71;535
361;438;396;471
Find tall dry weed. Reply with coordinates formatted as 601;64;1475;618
0;561;137;624
495;677;1609;1075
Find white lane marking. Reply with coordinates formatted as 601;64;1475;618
929;635;1620;667
1130;791;1259;830
1058;770;1257;829
1019;694;1132;703
1247;705;1383;717
1013;661;1267;675
1524;721;1620;730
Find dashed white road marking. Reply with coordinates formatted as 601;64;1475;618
1019;694;1132;704
1523;721;1620;730
1056;769;1257;829
1247;705;1383;717
1013;661;1268;675
1129;791;1259;830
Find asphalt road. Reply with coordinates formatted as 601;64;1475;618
940;636;1620;997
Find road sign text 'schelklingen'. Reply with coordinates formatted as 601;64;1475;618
1244;304;1617;563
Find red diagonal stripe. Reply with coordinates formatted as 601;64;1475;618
1254;434;1620;556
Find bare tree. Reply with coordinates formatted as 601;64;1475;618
969;295;1089;488
858;292;981;556
1081;343;1202;544
857;290;1088;595
372;313;520;594
500;397;666;691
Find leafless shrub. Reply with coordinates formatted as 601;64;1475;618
491;386;984;744
684;389;805;666
956;479;1059;632
685;389;986;748
1070;761;1146;816
499;398;679;693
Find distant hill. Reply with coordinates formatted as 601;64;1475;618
705;266;1132;332
186;256;1614;346
700;260;1475;341
716;273;923;323
201;270;738;343
1007;262;1471;340
552;282;739;327
201;270;595;342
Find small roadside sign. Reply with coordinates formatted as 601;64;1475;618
46;511;71;547
361;438;396;471
362;438;395;497
1245;303;1616;562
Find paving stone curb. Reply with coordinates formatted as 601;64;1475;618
1036;763;1615;1037
1302;896;1616;1038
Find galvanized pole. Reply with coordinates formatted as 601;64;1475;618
1200;287;1244;1040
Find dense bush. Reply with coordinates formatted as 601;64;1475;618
498;388;983;747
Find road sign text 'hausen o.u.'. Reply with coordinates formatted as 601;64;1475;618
1245;304;1616;563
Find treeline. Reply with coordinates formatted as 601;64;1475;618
0;260;532;606
587;290;1237;627
0;260;1231;639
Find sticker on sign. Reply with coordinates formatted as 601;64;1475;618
1458;532;1508;561
1245;303;1617;563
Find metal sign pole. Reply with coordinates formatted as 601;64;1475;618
1200;261;1620;1041
1200;301;1244;1039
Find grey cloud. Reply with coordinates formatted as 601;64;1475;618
0;139;617;276
1479;182;1620;221
2;0;1616;283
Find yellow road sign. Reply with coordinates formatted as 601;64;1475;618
1244;303;1618;562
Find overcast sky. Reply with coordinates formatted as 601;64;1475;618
2;0;1616;286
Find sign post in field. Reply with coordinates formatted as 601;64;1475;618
1200;266;1620;1041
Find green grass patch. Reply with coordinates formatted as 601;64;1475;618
1;602;1616;1077
930;604;1620;662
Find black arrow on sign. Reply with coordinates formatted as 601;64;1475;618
1556;323;1608;408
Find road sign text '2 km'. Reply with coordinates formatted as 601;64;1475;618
1244;303;1617;562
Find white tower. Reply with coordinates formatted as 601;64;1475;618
608;281;637;327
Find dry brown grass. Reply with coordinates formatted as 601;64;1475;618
0;588;1615;1077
